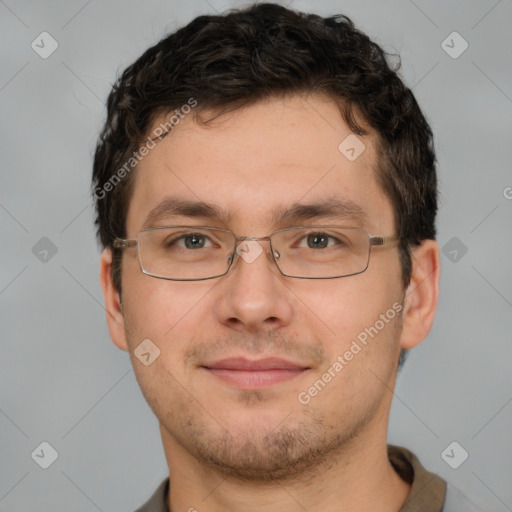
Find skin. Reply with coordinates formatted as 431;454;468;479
100;93;440;512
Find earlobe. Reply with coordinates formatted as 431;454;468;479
399;240;441;350
99;248;129;352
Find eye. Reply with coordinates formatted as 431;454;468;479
165;233;215;250
298;232;345;249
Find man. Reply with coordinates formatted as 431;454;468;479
93;3;478;511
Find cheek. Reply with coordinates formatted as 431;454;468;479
300;269;399;332
299;308;402;416
120;265;213;352
295;263;403;378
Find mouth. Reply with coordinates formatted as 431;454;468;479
201;357;310;389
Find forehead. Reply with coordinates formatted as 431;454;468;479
126;93;395;236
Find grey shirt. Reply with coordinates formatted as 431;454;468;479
134;445;480;511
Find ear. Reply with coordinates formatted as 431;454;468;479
99;248;129;351
399;239;440;350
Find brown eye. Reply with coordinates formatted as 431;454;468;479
182;234;207;249
306;233;329;249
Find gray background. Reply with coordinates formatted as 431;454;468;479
1;0;511;510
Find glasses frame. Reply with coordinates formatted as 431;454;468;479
113;225;399;281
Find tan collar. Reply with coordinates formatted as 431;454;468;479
135;445;446;512
389;445;447;511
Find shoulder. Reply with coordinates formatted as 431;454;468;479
133;478;169;512
388;445;483;512
389;444;446;511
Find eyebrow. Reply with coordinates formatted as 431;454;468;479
141;195;370;231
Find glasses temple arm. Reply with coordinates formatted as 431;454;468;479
369;234;399;246
113;238;137;249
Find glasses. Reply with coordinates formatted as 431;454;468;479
113;225;398;281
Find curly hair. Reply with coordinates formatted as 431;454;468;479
92;2;437;308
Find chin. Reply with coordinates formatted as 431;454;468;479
178;415;358;483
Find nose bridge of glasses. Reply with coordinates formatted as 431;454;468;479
236;235;272;242
233;235;275;253
230;235;280;265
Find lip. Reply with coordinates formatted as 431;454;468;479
202;357;309;389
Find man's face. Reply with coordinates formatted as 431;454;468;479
110;94;406;479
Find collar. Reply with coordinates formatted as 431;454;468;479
135;445;446;512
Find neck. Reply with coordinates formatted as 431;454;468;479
161;418;410;512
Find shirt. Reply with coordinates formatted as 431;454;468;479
134;444;480;512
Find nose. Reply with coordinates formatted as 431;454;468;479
213;239;294;332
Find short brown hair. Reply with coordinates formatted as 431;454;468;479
92;2;437;305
